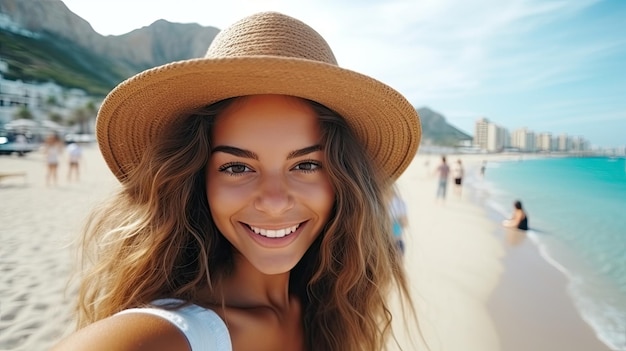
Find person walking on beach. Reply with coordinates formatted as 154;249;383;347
434;155;450;202
452;158;464;197
42;133;63;186
52;12;420;351
67;142;82;182
502;200;529;230
480;160;487;178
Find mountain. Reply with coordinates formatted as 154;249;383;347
0;0;218;95
417;107;472;146
0;29;125;96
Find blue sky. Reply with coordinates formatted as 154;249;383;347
61;0;625;148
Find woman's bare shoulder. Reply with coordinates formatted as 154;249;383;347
50;312;190;351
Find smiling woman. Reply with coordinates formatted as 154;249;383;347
51;11;421;351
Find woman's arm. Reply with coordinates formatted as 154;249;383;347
51;313;190;351
502;210;523;228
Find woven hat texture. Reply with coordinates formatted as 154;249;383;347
96;11;421;181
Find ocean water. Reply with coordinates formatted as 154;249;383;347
467;156;626;350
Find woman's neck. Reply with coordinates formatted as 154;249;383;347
218;253;294;311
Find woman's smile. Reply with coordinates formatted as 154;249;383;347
245;222;302;238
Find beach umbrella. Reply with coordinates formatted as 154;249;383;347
5;119;39;129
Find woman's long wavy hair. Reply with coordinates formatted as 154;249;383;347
76;96;416;350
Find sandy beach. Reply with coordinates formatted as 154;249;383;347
0;145;118;350
0;146;610;350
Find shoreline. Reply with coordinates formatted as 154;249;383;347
394;153;611;350
485;227;610;351
457;154;611;350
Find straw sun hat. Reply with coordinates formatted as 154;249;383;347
97;11;421;182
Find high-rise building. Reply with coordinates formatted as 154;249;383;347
536;132;552;152
487;123;507;152
558;133;571;152
511;128;536;152
571;136;589;152
474;117;489;150
474;117;510;152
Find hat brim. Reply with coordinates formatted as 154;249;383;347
97;56;421;181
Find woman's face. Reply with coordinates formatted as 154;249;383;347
206;95;335;275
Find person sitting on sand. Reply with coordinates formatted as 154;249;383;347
502;200;529;231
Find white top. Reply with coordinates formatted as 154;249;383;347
67;143;82;162
452;164;464;179
389;195;407;220
45;144;62;164
116;299;232;351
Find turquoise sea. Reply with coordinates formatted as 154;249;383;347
467;156;626;350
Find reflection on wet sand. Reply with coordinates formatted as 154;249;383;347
505;228;527;247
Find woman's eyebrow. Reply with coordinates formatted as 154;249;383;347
211;146;258;159
211;144;322;160
287;145;322;159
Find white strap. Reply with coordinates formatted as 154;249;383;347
116;299;232;351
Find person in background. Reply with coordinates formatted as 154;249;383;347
452;158;464;197
434;155;450;202
480;160;487;178
52;12;420;351
13;133;28;157
387;186;408;256
42;133;63;186
502;200;529;230
67;142;83;182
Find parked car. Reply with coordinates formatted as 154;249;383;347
0;132;41;156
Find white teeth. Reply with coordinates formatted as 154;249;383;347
249;224;300;238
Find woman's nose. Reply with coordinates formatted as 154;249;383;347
254;174;295;215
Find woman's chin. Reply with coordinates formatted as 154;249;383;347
252;255;303;276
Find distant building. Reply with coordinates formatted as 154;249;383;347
511;127;536;152
471;113;600;154
474;117;489;150
558;133;571;152
0;59;95;130
536;132;552;152
571;136;589;152
474;117;510;152
487;123;507;152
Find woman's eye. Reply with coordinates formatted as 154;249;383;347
293;161;321;172
219;163;252;175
